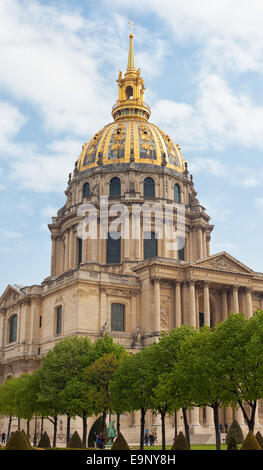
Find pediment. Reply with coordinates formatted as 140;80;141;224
0;284;26;307
193;252;254;274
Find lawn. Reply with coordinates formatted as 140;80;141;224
131;444;229;450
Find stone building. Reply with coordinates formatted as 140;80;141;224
1;29;263;445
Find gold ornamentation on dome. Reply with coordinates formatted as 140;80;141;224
87;132;101;156
141;141;153;155
139;124;151;142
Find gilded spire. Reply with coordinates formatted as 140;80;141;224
127;21;135;71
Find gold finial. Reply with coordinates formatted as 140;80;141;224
129;20;134;37
127;21;135;70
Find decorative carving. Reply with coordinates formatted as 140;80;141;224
101;321;109;336
133;326;142;348
160;299;169;330
210;257;239;272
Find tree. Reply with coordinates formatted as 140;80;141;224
83;352;127;435
157;326;198;446
36;335;94;446
173;327;232;450
213;311;263;432
110;351;154;450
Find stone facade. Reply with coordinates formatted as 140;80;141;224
1;32;263;445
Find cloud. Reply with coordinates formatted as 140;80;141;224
152;74;263;152
0;102;27;155
0;229;22;239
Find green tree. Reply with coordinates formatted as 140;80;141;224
83;352;127;435
173;327;232;450
157;325;198;446
110;350;154;450
213;311;263;431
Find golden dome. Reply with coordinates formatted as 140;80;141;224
77;120;185;173
77;24;185;174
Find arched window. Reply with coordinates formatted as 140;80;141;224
126;86;133;99
144;177;155;198
56;306;62;335
174;184;180;202
83;182;90;198
78;238;83;266
144;231;157;260
109;177;121;197
107;232;121;264
111;303;125;332
9;315;18;343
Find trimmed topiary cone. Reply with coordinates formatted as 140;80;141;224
37;431;51;448
240;431;261;450
227;434;238;450
21;429;32;448
255;431;263;449
67;431;84;449
171;432;190;450
226;420;244;445
111;433;130;450
5;430;32;450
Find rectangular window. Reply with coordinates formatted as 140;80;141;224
178;237;185;261
107;233;121;263
78;238;83;266
39;316;42;328
144;232;157;260
56;306;62;335
111;303;125;332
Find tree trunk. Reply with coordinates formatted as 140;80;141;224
174;410;178;440
117;413;120;434
66;415;71;444
26;419;30;439
182;407;190;446
212;404;221;451
7;416;12;441
17;418;21;430
160;411;166;450
52;416;57;448
33;416;38;447
239;400;256;432
40;417;44;437
140;408;146;451
102;410;107;434
82;411;87;448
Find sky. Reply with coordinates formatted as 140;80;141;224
1;0;263;293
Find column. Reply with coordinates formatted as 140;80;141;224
221;288;228;320
189;281;196;327
254;404;260;428
190;408;200;432
154;279;161;334
64;230;69;271
234;407;245;427
206;236;211;257
175;281;182;327
82;236;87;263
50;235;56;276
232;286;239;313
202;231;207;258
206;407;214;427
225;407;233;428
197;227;203;259
246;288;253;318
203;281;210;326
68;229;74;269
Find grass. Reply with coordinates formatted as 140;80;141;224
130;444;230;450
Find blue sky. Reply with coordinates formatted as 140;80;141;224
1;0;263;293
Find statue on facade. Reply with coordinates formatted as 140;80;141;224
133;326;142;348
101;321;109;337
107;420;117;446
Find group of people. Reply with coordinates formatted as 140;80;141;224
93;432;105;449
144;428;157;446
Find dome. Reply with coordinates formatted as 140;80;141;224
77;25;185;175
77;120;185;173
